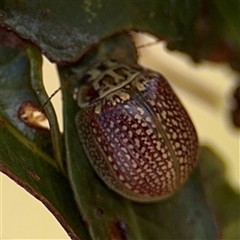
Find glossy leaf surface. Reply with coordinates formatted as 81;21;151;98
58;40;220;238
0;0;197;62
0;0;239;71
0;37;89;239
200;147;240;239
0;2;239;239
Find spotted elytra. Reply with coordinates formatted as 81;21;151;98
74;60;198;202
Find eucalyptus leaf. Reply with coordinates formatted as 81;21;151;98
1;0;239;71
60;70;220;240
58;34;220;240
0;0;197;62
211;0;240;46
200;147;240;239
0;38;89;239
1;2;239;239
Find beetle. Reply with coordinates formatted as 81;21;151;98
74;60;198;202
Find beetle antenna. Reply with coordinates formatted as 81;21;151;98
136;40;161;49
39;80;69;112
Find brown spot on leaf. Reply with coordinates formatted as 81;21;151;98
81;215;89;229
39;8;51;17
18;101;49;130
0;118;5;126
28;170;41;181
26;142;35;150
0;26;29;49
96;208;104;217
109;220;129;240
208;41;237;63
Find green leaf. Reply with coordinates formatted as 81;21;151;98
0;33;89;239
0;0;197;62
61;83;220;239
1;0;239;71
1;4;239;239
26;45;65;173
199;146;240;239
211;0;240;47
58;35;220;239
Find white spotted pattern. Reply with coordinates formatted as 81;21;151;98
75;61;198;202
